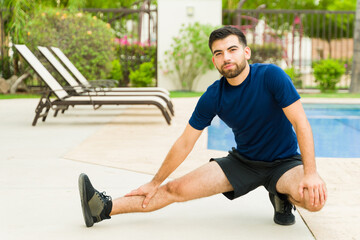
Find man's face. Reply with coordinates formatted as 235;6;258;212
211;35;251;79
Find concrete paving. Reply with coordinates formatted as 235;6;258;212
0;97;357;240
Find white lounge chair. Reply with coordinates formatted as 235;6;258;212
37;46;174;116
50;46;170;96
14;44;172;126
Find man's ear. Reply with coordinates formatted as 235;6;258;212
212;56;216;67
244;46;251;60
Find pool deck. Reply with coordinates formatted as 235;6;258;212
0;97;359;240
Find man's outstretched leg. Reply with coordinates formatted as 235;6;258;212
78;161;233;227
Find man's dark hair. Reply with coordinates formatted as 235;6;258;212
208;26;247;52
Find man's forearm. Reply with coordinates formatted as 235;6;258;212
295;119;317;175
152;136;195;185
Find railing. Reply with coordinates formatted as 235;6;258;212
223;9;355;88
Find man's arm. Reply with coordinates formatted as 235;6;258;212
125;123;203;208
282;100;327;207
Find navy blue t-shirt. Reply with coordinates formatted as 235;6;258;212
189;63;301;162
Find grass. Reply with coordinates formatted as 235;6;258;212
0;94;41;99
170;91;204;98
300;92;360;98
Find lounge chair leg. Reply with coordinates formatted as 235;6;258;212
32;95;49;126
42;106;51;122
153;102;171;125
32;113;40;126
168;103;175;116
54;109;59;117
163;111;171;125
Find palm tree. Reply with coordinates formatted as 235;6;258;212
350;0;360;93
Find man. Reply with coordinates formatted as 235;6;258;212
78;26;327;228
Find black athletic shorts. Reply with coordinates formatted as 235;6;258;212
210;148;303;200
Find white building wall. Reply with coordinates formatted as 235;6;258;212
157;0;222;91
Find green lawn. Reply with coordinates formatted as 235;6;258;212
170;91;204;98
0;94;41;99
300;92;360;98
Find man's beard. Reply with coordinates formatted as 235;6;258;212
217;60;246;79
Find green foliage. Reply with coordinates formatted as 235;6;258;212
108;60;123;84
5;0;35;44
222;0;355;10
129;62;156;87
116;43;156;86
23;8;115;81
0;56;13;79
84;0;140;8
284;67;302;88
248;43;283;65
313;59;346;92
162;22;215;91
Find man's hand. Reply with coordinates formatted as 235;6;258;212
298;172;327;207
125;181;160;208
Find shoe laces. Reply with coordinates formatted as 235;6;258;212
97;191;112;203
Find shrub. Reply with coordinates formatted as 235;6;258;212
0;56;13;79
129;62;155;87
284;67;302;89
162;22;215;91
108;60;123;84
313;59;346;92
115;42;156;86
248;43;283;65
23;8;115;82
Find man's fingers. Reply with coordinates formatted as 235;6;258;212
298;183;305;199
323;184;328;202
308;186;315;206
142;193;154;208
319;186;325;206
313;187;320;207
125;189;142;197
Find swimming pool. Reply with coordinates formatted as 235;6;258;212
207;104;360;158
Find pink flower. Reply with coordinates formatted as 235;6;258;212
114;36;129;46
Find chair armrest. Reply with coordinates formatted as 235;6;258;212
89;79;118;88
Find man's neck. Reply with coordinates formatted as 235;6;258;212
226;64;250;86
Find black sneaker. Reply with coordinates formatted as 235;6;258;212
269;192;296;225
78;173;113;227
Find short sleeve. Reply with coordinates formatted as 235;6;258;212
265;64;300;108
189;91;217;130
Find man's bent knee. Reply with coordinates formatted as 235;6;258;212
164;180;186;203
306;203;324;212
289;191;325;212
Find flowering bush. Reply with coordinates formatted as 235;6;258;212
115;38;156;86
24;8;115;82
162;22;215;91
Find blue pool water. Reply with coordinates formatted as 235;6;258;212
207;104;360;158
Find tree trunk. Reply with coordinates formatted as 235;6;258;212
10;72;29;94
350;0;360;93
